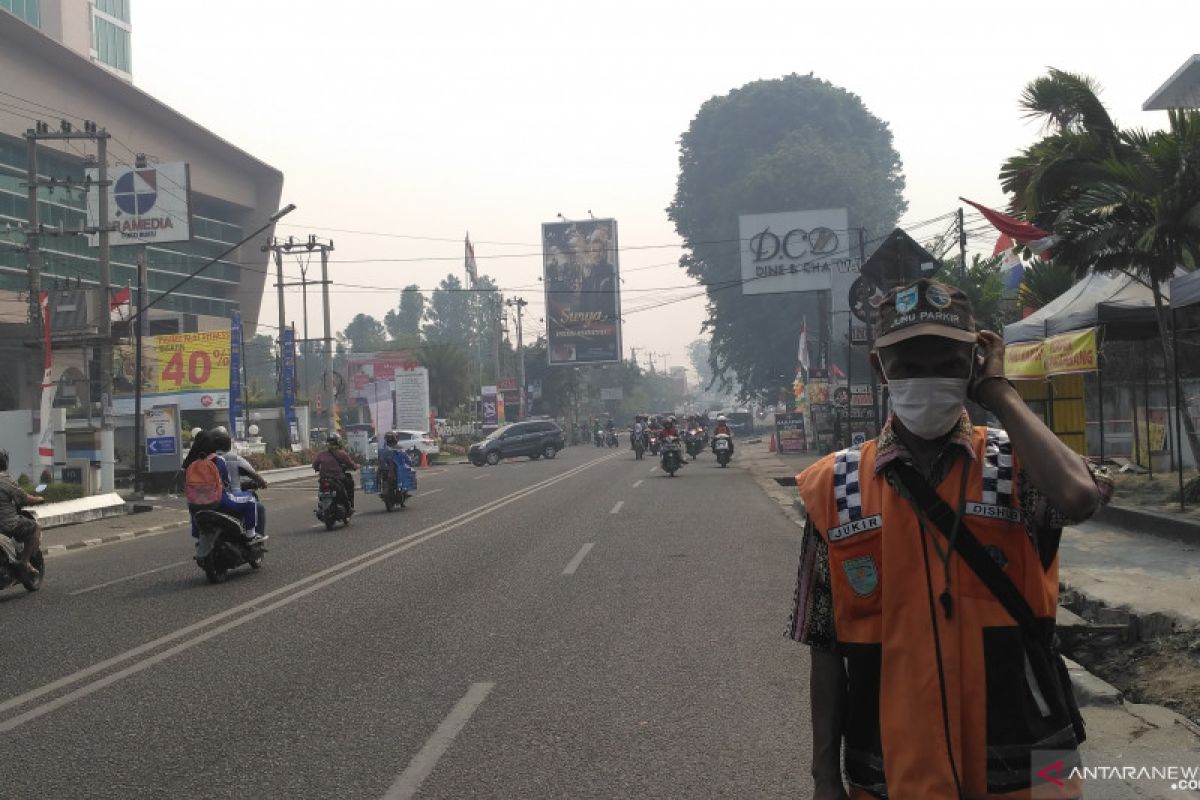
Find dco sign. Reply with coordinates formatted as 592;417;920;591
738;208;850;295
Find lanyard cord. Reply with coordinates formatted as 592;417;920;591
910;458;971;620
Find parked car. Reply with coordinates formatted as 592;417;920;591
468;420;565;466
394;430;440;457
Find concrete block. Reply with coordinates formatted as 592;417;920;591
30;492;126;529
1096;607;1132;627
1063;656;1124;707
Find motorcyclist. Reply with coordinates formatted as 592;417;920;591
377;431;417;495
184;430;263;543
212;430;268;538
313;433;359;512
660;415;685;464
712;414;735;456
631;416;646;449
0;449;45;579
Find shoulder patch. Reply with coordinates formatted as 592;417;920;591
843;555;880;597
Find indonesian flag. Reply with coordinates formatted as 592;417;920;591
829;363;847;381
797;317;810;374
110;286;132;323
465;233;478;286
960;198;1058;257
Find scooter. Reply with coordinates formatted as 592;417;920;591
648;433;661;457
193;501;267;584
660;436;684;477
0;502;44;594
316;472;354;530
631;430;646;460
713;433;734;467
377;461;415;513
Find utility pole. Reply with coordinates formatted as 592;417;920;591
25;120;116;491
958;206;967;280
507;296;528;420
264;235;333;424
492;293;503;410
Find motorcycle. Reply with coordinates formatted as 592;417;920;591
193;499;267;584
685;430;705;460
713;433;734;467
660;436;683;477
377;460;414;513
631;430;646;460
316;472;354;530
0;506;44;594
605;429;619;448
648;433;661;457
594;429;605;448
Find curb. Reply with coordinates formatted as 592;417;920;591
1093;503;1200;545
1063;656;1124;707
42;519;190;557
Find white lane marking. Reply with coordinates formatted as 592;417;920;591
648;466;658;474
473;473;491;480
610;501;624;515
419;488;444;496
562;543;595;575
69;560;191;596
632;480;643;488
381;682;495;800
0;453;620;732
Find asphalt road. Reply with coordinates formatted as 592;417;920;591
1;446;812;799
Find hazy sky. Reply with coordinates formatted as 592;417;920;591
133;0;1196;376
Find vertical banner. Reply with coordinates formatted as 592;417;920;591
229;311;243;439
542;218;622;365
37;292;54;465
775;412;809;453
282;326;300;450
482;385;499;428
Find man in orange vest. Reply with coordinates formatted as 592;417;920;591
787;278;1112;800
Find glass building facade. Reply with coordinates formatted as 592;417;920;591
91;0;131;77
0;133;243;319
0;0;40;27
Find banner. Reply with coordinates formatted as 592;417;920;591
1045;327;1098;376
482;385;499;428
543;218;622;364
738;208;852;297
229;312;243;438
113;329;231;414
1005;340;1046;380
282;326;299;449
394;367;430;431
37;292;53;464
775;412;808;453
86;162;192;246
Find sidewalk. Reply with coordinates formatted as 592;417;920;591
40;506;190;556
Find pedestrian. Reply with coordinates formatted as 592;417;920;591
787;278;1112;800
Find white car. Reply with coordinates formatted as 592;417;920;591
394;430;440;457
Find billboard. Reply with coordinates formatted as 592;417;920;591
87;162;192;246
542;218;622;365
112;329;231;414
393;367;431;432
739;208;854;297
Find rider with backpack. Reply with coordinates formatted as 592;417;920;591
184;429;264;543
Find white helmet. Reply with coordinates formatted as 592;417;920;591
717;415;727;422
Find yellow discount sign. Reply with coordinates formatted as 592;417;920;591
155;330;231;394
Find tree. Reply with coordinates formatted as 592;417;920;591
1018;259;1075;311
1001;69;1200;463
419;340;471;414
384;285;426;341
338;313;387;353
667;74;907;400
424;274;474;348
934;254;1017;333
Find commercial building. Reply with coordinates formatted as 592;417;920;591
0;6;283;484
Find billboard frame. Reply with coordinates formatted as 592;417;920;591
542;218;623;366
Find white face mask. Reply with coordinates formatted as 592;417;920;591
884;375;970;439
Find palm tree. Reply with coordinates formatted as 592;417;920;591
1018;259;1076;311
1001;70;1200;464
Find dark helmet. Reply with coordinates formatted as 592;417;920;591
384;431;398;446
0;449;9;472
211;430;233;453
327;433;342;447
666;416;677;426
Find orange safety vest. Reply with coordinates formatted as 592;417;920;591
797;426;1082;800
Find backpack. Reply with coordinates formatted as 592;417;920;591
184;454;223;508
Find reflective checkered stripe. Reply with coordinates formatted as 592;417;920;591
982;428;1014;507
833;447;864;525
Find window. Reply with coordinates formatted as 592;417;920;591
92;15;131;74
95;0;129;23
0;0;41;28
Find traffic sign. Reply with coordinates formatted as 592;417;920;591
146;436;177;456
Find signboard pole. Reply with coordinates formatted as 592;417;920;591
133;245;147;494
97;134;116;493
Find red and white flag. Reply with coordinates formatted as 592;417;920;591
797;317;810;373
110;286;132;323
960;198;1058;257
465;233;478;286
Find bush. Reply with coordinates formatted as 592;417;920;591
244;452;273;472
42;482;85;503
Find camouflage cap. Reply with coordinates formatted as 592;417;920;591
874;278;977;348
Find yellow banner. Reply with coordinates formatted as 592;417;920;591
1005;340;1046;380
155;330;231;393
1045;328;1098;375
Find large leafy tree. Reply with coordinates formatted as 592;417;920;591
1001;69;1200;463
419;340;471;414
934;254;1017;333
338;313;387;353
424;274;473;347
1018;259;1075;311
384;285;426;341
668;74;907;399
